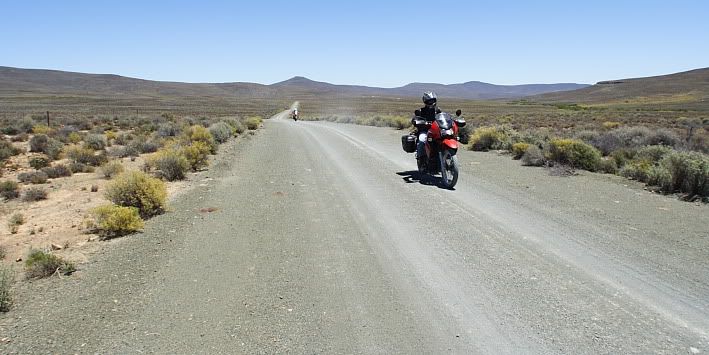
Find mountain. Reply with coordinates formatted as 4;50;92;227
532;67;709;106
0;66;587;100
390;81;588;100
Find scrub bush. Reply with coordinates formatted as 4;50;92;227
209;122;232;143
84;134;107;150
511;143;530;160
105;171;167;218
25;250;76;278
0;180;20;200
100;160;124;179
65;146;108;166
468;126;518;151
245;117;262;130
658;151;709;198
0;265;13;312
41;164;73;178
182;141;211;171
18;171;49;184
91;204;144;238
521;145;546;166
547;139;602;171
29;155;50;170
22;187;48;202
147;149;190;181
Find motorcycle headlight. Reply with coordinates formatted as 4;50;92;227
442;129;454;137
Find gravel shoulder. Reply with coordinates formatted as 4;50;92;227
1;109;707;354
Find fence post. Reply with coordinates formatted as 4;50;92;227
46;111;50;127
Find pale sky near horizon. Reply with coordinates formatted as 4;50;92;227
1;0;708;87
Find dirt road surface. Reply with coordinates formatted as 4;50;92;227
2;105;708;354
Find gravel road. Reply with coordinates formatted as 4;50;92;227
1;105;708;354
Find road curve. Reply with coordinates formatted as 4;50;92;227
1;106;708;354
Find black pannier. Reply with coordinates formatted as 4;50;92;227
401;134;416;153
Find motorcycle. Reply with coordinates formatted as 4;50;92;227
292;110;298;121
401;112;465;189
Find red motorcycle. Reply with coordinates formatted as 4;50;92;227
401;112;465;188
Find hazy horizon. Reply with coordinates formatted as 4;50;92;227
2;0;708;87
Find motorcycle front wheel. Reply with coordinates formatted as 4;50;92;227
439;149;459;189
417;156;426;173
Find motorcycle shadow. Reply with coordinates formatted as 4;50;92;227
396;171;455;190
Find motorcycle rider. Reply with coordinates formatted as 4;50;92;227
413;91;442;159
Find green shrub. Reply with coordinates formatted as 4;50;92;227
209;122;233;143
65;145;108;166
100;160;124;179
620;159;653;182
648;165;672;189
11;133;29;142
147;149;190;181
602;121;622;130
67;131;82;144
44;139;64;160
128;137;160;154
8;213;25;234
230;120;246;135
91;204;144;238
22;187;48;202
511;143;530;160
41;164;72;178
0;265;13;312
18;117;36;133
390;116;411;130
521;145;546;166
658;151;709;198
29;134;49;152
105;171;167;218
635;145;673;163
610;148;636;168
114;132;135;145
245;116;262;130
84;134;107;150
111;145;139;158
25;250;76;278
0;140;23;161
574;130;600;144
182;141;211;171
68;161;95;173
157;122;182;138
29;155;50;170
468;126;518;151
1;126;19;135
0;180;20;200
598;158;618;174
547;139;602;171
17;171;49;184
187;125;217;153
32;124;52;135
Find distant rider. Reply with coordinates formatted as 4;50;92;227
412;91;442;158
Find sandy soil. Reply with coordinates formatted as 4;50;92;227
0;138;194;269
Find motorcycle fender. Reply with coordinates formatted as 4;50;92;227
442;138;459;150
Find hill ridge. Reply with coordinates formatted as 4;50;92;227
0;66;587;100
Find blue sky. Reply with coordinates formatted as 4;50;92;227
1;0;707;86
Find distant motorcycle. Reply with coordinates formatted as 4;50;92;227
292;110;298;121
401;112;465;189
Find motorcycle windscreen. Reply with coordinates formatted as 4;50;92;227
435;112;453;129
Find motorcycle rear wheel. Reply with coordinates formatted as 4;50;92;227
439;150;459;189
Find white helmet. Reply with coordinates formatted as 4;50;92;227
422;91;437;105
